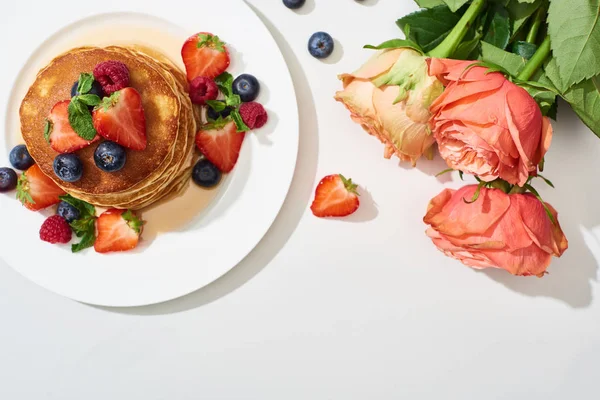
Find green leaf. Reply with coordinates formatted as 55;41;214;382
442;0;469;12
68;98;97;141
231;110;250;132
536;174;555;188
206;100;226;112
397;5;462;53
16;173;33;205
214;72;234;97
77;94;101;107
512;41;538;60
59;194;96;217
483;4;511;50
435;168;455;177
43;119;52;143
226;94;242;108
197;34;226;52
520;83;557;116
548;0;600;89
507;0;543;40
122;210;145;234
77;73;94;95
524;183;556;225
463;182;486;204
562;75;600;139
363;39;424;53
481;41;527;76
72;230;95;253
415;0;444;8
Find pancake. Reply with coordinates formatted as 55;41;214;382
19;45;197;210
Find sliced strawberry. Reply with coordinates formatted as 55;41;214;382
94;209;144;254
311;175;360;218
17;164;66;211
181;32;230;81
195;120;245;173
47;100;99;153
92;88;147;150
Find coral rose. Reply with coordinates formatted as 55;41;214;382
335;48;444;165
423;185;568;277
427;59;553;187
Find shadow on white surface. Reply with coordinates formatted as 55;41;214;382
481;104;600;308
292;0;315;15
92;2;320;315
321;39;344;65
358;0;381;6
400;147;454;184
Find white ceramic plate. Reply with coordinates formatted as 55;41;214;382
0;0;299;307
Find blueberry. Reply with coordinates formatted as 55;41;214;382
70;80;105;98
232;74;260;103
283;0;305;9
57;201;80;223
0;167;18;192
206;100;233;121
53;154;83;182
9;144;35;170
308;32;334;59
94;141;126;173
192;158;222;188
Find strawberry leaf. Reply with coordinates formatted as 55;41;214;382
16;173;33;205
122;210;144;234
197;33;226;53
43;119;52;143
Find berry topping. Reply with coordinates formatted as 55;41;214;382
39;215;72;244
94;141;127;173
195;120;245;173
0;167;18;192
308;32;335;59
283;0;306;9
71;80;104;98
206;100;233;121
92;88;147;150
9;145;35;170
189;76;219;105
192;158;222;188
53;153;83;183
94;209;144;254
47;100;100;153
182;32;230;81
57;201;81;223
239;102;268;129
311;174;360;218
17;164;66;211
93;60;130;95
233;74;260;102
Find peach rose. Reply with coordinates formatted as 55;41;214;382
424;185;568;277
427;59;553;187
335;48;444;165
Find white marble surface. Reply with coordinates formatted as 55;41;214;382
2;0;600;398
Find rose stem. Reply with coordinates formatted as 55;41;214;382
526;5;547;44
428;0;487;59
517;35;551;81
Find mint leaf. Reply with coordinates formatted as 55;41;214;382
59;194;96;217
562;75;600;139
226;94;241;108
415;0;444;8
66;196;97;254
442;0;469;12
43;119;52;143
214;72;234;97
363;39;424;53
397;5;461;53
77;94;101;107
483;4;511;50
206;100;226;112
230;110;250;132
72;229;95;253
548;0;600;89
77;73;94;95
68;98;97;141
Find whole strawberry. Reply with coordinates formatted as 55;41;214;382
40;215;72;244
311;174;360;218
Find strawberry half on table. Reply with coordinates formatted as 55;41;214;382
47;100;100;153
92;87;147;151
311;174;360;218
182;32;230;81
195;120;245;173
17;164;66;211
94;209;144;253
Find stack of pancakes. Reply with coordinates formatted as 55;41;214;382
20;46;199;210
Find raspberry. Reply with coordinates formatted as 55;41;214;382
239;102;268;129
93;61;130;95
189;76;218;105
39;215;72;244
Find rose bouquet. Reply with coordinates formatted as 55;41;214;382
334;0;598;276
